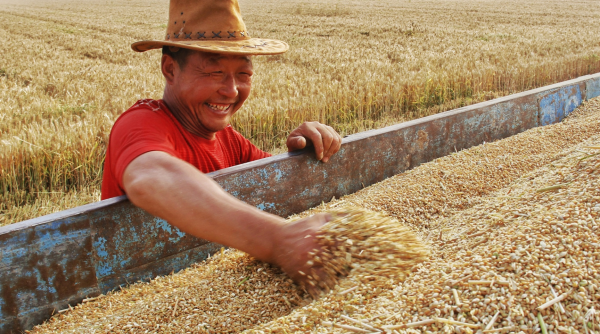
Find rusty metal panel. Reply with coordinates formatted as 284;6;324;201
209;93;539;217
88;200;219;293
538;84;584;126
96;242;223;293
1;72;600;334
587;76;600;100
0;216;98;333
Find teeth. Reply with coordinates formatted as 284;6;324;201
207;103;231;111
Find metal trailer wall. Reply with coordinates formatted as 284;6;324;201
1;73;600;333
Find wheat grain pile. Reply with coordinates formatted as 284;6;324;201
30;99;600;333
262;132;600;333
245;101;600;334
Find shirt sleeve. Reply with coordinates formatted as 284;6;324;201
108;108;178;190
229;127;272;163
246;141;272;162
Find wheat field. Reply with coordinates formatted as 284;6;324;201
1;0;599;226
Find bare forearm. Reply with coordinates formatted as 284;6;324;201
123;151;284;262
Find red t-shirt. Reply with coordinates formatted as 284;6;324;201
101;99;271;199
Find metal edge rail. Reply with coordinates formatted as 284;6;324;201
1;73;599;333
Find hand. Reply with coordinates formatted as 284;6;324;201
269;213;332;296
286;121;342;163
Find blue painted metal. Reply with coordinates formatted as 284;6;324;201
0;215;98;332
538;84;584;126
88;200;224;293
210;93;540;217
587;76;600;100
1;72;599;333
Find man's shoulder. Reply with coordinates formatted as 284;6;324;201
114;99;173;127
123;99;168;116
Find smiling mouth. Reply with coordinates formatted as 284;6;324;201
206;103;233;113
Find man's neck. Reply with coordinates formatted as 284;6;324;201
162;91;217;140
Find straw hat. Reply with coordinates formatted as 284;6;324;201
132;0;288;55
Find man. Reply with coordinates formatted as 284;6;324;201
101;0;341;289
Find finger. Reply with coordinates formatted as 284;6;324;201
293;213;329;235
321;126;341;163
333;131;342;153
286;135;306;152
314;212;332;226
312;265;334;294
306;128;324;160
305;265;329;297
316;126;334;161
305;216;333;294
294;136;307;150
331;130;342;158
320;127;337;163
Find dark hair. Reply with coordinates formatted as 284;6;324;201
162;46;194;69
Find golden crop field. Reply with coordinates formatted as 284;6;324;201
1;0;599;226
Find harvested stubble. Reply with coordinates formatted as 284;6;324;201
30;98;600;334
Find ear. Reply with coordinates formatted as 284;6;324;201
161;54;177;85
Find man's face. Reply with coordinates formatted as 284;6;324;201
168;51;253;134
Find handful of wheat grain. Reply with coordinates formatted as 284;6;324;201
300;207;430;296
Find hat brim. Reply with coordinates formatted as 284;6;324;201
131;38;288;55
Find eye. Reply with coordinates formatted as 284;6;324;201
239;72;253;80
209;71;225;79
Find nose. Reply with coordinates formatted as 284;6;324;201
218;74;238;99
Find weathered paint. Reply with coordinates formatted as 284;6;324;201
1;72;599;333
0;216;98;332
587;76;600;100
97;242;223;293
210;94;540;217
88;200;223;293
538;84;584;126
